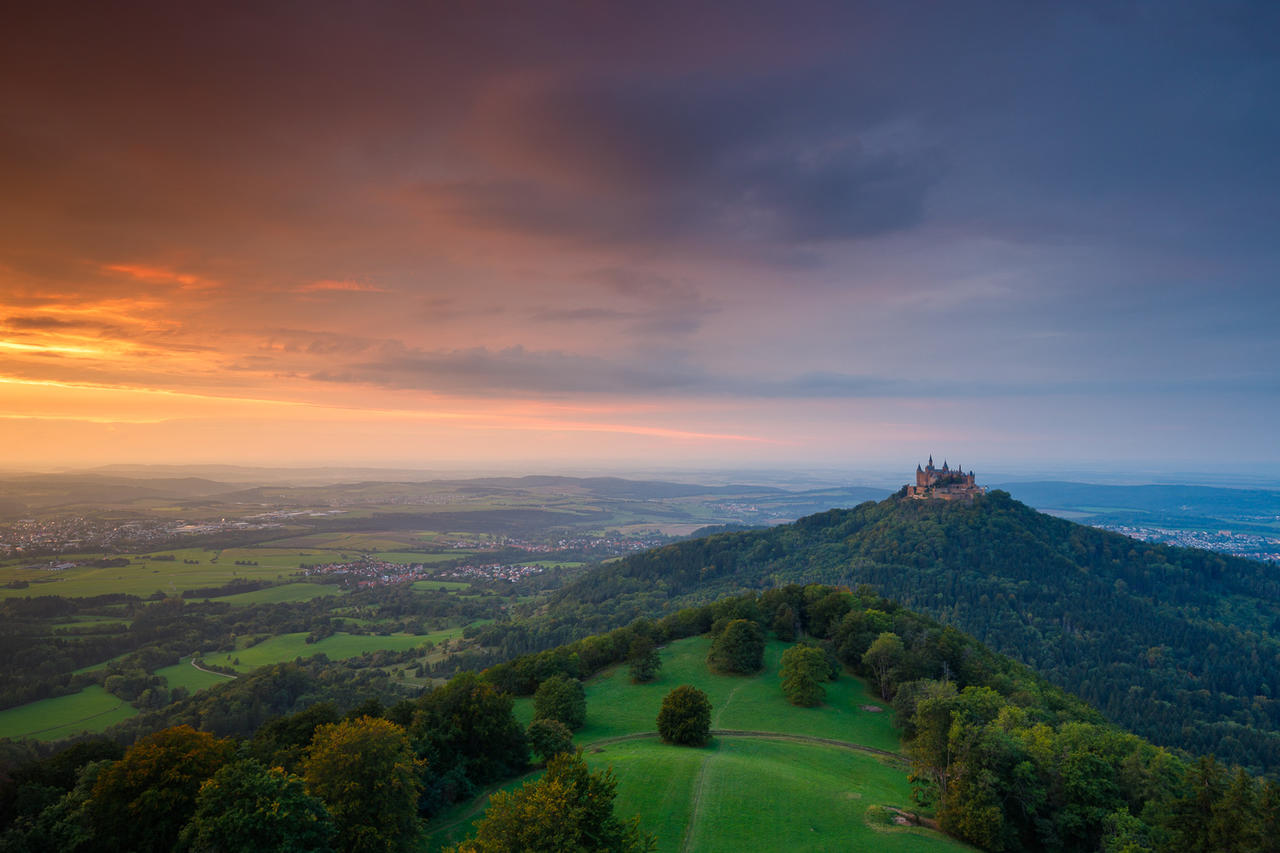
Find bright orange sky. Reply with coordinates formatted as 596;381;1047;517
2;3;1277;474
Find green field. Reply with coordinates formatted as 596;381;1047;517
0;556;296;599
433;636;963;852
597;738;961;852
0;686;137;741
196;581;343;605
514;637;900;753
155;659;237;693
411;580;471;591
213;630;451;672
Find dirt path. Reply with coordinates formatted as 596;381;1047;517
190;657;236;678
679;750;714;853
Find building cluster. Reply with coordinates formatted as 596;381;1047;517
300;557;436;587
0;516;280;558
905;457;985;501
438;563;548;582
1101;524;1280;563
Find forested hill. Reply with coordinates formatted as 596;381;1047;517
554;490;1280;771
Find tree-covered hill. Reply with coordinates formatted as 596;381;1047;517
551;490;1280;771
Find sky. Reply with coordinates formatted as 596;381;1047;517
1;1;1277;476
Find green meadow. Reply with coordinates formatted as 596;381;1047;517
212;629;454;673
154;659;237;693
434;636;964;852
0;555;295;599
0;686;137;741
515;637;901;753
411;579;471;591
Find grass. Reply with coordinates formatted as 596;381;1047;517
411;580;471;591
594;738;963;853
0;686;137;741
213;630;453;672
440;636;964;852
0;556;295;599
515;637;901;753
155;658;236;693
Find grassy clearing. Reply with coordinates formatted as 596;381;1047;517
213;630;452;672
154;658;236;693
0;686;137;741
411;580;471;591
593;738;963;853
488;635;964;853
515;637;899;753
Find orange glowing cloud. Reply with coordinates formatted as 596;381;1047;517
294;279;393;294
104;263;218;290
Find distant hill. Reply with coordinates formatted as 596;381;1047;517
554;490;1280;771
442;475;788;500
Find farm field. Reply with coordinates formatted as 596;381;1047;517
437;636;960;852
0;685;137;741
0;556;297;599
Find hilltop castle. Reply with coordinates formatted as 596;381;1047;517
905;456;985;501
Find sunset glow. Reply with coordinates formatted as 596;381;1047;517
1;3;1276;473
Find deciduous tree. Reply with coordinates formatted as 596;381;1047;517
657;686;711;747
446;750;653;853
533;673;587;731
627;635;661;684
302;717;422;853
779;645;827;706
526;719;574;764
179;758;334;852
707;619;764;675
86;725;234;853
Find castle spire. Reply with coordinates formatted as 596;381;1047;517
928;454;933;467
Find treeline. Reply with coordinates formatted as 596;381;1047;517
544;491;1280;772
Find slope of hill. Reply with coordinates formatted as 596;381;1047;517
429;635;967;852
553;491;1280;771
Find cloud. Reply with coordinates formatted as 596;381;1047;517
306;341;1280;402
103;264;218;290
7;316;82;330
294;280;392;294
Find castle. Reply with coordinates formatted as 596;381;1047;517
905;456;985;501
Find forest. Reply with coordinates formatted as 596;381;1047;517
2;584;1276;852
539;490;1280;772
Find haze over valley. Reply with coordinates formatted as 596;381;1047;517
2;2;1278;851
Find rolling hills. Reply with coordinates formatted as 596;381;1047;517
552;490;1280;771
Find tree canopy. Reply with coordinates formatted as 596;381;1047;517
779;645;828;706
656;686;712;747
706;619;764;675
180;758;334;853
302;716;422;853
446;750;653;853
532;673;587;731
